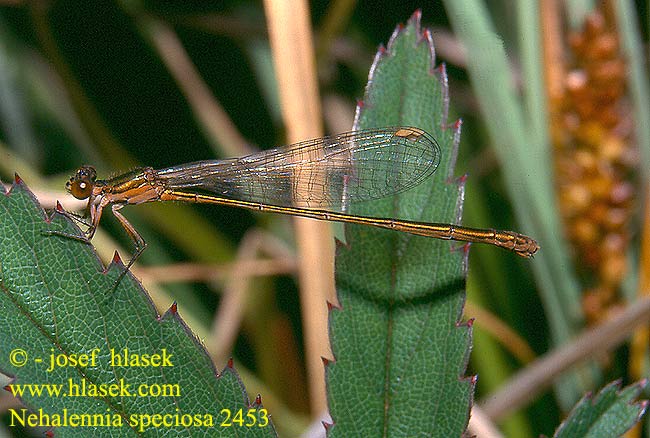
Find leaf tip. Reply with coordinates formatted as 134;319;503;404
334;237;350;252
111;251;124;267
322;421;333;430
227;357;234;369
451;242;471;256
409;9;422;24
45;430;54;438
321;356;332;366
14;173;22;185
327;300;341;312
423;27;433;43
466;317;475;328
169;301;178;315
253;394;262;407
3;384;13;394
639;399;649;413
55;201;65;213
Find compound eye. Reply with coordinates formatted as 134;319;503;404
66;166;97;200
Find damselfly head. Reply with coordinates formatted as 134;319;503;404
67;165;97;200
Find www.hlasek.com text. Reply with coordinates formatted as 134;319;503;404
8;377;180;398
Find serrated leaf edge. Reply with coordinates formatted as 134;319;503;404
327;10;475;434
552;379;649;438
1;177;271;431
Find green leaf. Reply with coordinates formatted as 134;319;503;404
552;380;648;438
327;12;473;437
0;178;276;437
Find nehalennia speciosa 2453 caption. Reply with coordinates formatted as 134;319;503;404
64;127;539;265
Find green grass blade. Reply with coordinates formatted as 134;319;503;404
443;0;586;406
327;12;473;437
0;178;276;437
615;0;650;186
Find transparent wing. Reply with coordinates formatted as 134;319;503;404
156;127;441;211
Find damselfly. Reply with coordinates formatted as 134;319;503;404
64;127;539;267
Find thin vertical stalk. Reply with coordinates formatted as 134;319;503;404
615;0;650;186
263;0;335;416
